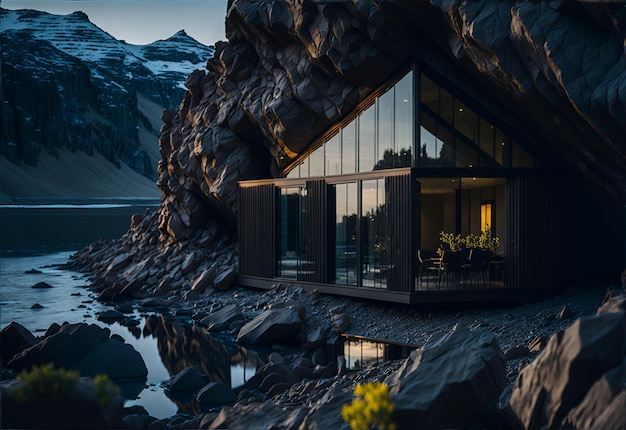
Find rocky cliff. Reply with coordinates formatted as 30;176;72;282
0;8;214;199
158;0;626;241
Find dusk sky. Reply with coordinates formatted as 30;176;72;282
2;0;228;46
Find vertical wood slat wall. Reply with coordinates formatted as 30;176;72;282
239;184;275;278
507;175;568;289
305;179;328;283
386;173;415;292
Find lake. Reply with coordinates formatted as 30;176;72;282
0;201;259;419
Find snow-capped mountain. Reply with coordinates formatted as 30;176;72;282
0;8;214;200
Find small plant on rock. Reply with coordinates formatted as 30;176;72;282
13;363;79;402
93;373;120;407
342;382;396;430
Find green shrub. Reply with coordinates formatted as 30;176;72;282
93;373;120;407
13;363;79;402
12;363;120;407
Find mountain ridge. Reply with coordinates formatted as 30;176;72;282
0;8;214;201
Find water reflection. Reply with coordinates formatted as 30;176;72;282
143;314;263;414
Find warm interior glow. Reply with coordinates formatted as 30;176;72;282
481;203;492;232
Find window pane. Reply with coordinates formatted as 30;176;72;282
376;91;394;170
335;182;358;286
479;118;495;167
300;157;309;178
342;121;357;174
420;112;453;167
278;187;303;279
494;128;510;167
455;136;478;168
512;141;534;167
309;143;325;177
286;164;300;178
325;133;341;176
455;101;479;145
358;103;376;172
439;87;454;127
420;74;438;115
394;71;413;168
361;179;387;288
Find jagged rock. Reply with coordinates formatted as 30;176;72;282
332;313;351;333
213;268;236;292
7;323;148;380
168;366;208;393
116;303;134;314
598;294;626;314
31;281;53;289
562;361;626;430
25;268;42;274
30;303;44;309
181;251;201;275
528;335;546;353
510;311;626;430
0;322;38;366
191;266;217;293
97;309;125;323
196;382;236;404
306;325;326;350
236;306;304;345
198;304;243;332
107;253;133;273
389;324;506;430
557;305;574;320
503;344;529;360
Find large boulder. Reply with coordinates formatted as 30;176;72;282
198;303;243;332
388;324;506;430
168;365;208;393
191;266;217;293
196;381;236;404
7;323;147;379
236;305;304;345
0;322;38;366
510;311;626;430
561;361;626;430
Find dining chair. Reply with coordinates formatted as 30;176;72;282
463;248;491;287
437;250;466;289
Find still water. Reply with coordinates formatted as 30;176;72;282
0;202;259;419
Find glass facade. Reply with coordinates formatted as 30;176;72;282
277;187;306;279
361;178;387;289
334;182;358;286
287;70;414;178
418;74;536;169
272;64;544;291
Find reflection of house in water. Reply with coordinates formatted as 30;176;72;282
144;315;262;414
238;63;625;304
342;335;418;370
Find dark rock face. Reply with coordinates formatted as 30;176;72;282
510;311;626;429
7;322;148;380
0;322;39;366
236;305;305;345
1;8;213;183
389;325;507;430
156;0;626;241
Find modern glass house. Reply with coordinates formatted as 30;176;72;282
237;61;612;304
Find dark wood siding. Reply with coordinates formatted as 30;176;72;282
239;184;275;278
507;175;568;289
386;173;416;292
305;179;329;283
